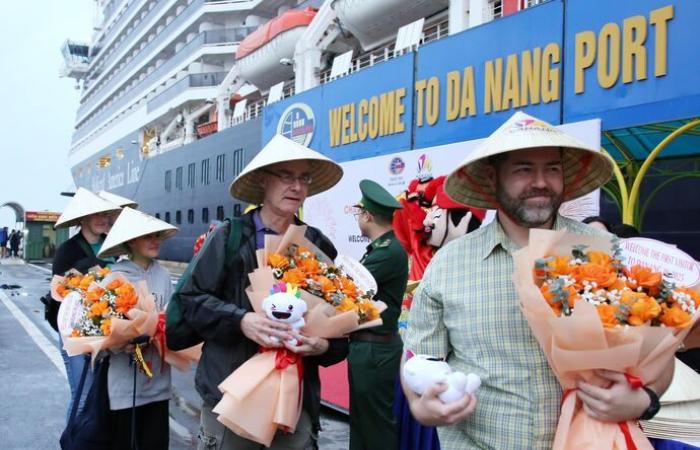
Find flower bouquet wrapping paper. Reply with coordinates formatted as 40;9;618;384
213;224;386;446
512;228;700;450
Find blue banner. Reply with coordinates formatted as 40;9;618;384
414;0;564;148
563;0;700;128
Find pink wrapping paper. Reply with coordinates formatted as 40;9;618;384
512;228;700;450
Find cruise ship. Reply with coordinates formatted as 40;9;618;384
63;0;700;263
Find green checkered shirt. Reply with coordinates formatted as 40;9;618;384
404;214;600;450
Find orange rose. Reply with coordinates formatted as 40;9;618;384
116;294;137;315
659;304;692;329
56;284;70;299
70;329;81;337
547;256;573;277
621;291;661;325
282;268;307;287
596;304;620;328
114;284;135;298
573;263;618;288
335;277;358;298
106;279;123;290
67;276;81;288
358;301;379;322
79;275;95;290
336;297;358;313
96;267;111;278
85;287;105;303
540;283;579;315
624;265;662;296
295;246;312;257
673;287;700;308
268;253;289;269
89;301;110;318
314;276;336;295
298;258;321;276
100;318;112;336
587;251;612;268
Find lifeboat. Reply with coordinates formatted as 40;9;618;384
236;7;317;90
331;0;448;50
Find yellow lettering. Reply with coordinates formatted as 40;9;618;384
341;104;351;145
461;66;477;118
623;15;648;83
502;53;520;110
348;103;358;143
379;91;396;136
598;23;621;89
358;99;368;141
484;58;503;113
446;71;461;121
650;5;673;77
426;77;440;125
574;31;596;94
520;48;541;105
329;107;342;147
542;43;560;103
394;88;406;133
368;96;379;139
414;80;427;127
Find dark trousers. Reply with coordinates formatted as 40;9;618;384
348;339;403;450
110;399;169;450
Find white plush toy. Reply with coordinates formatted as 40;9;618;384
403;354;481;403
261;283;307;346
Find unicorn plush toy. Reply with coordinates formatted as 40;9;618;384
261;283;307;346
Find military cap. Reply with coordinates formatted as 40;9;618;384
355;179;402;218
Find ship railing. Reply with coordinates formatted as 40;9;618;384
485;0;503;21
79;0;206;121
89;0;144;74
318;18;449;85
147;72;227;112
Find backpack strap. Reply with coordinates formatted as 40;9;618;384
224;218;243;270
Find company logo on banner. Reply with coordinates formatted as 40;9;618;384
277;103;315;146
389;157;405;175
416;154;433;180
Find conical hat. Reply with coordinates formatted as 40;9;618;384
229;134;343;204
660;358;700;405
98;190;138;208
444;111;614;209
97;207;177;258
54;187;122;229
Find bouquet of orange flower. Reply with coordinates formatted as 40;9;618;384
50;266;111;301
57;274;158;361
261;224;385;331
513;229;700;450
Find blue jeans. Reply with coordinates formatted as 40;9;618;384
58;334;93;424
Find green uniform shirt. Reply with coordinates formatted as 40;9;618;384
360;230;409;334
404;214;605;450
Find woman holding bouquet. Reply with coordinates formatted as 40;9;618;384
97;207;177;450
53;188;122;420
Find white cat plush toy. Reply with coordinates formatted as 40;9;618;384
403;354;481;403
261;283;307;346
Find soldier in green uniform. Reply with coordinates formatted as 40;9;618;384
349;179;409;450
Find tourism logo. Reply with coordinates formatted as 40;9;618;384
509;118;554;133
416;154;433;181
389;157;405;175
277;103;315;146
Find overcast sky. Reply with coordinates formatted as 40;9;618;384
0;0;93;226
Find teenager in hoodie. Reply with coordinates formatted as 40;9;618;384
98;207;177;450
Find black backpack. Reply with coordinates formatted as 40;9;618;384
165;218;242;350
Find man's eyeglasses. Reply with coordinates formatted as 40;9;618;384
263;169;313;186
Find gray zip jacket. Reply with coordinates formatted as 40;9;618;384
107;259;172;410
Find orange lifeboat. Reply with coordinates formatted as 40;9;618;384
236;7;317;89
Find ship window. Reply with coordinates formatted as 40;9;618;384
233;204;242;217
202;207;209;224
175;166;183;190
165;212;171;223
97;154;112;168
115;149;125;159
188;209;194;224
201;159;210;185
216;154;226;182
232;148;244;177
155;213;160;220
216;205;224;221
187;163;196;189
176;210;182;225
164;170;172;192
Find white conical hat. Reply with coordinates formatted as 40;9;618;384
54;187;122;229
97;207;177;258
98;190;138;208
229;134;343;204
659;358;700;405
444;111;614;209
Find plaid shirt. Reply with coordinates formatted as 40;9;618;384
404;214;600;450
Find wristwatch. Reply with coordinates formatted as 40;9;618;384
638;387;661;421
